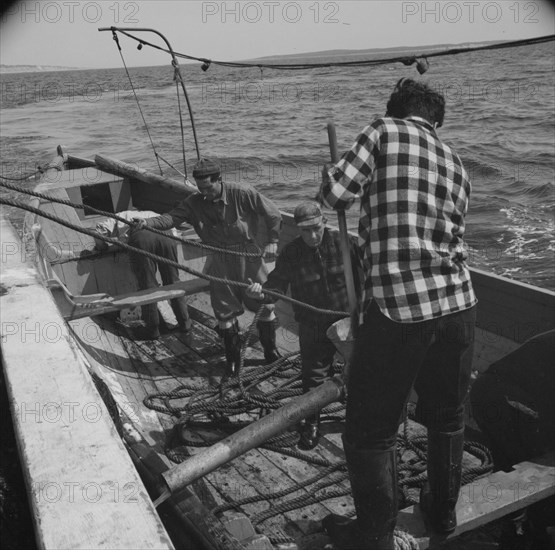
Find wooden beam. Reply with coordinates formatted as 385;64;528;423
396;451;555;549
161;377;345;496
95;154;198;198
0;216;175;550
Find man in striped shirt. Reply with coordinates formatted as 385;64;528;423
320;78;477;549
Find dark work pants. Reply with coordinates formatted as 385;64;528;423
345;302;476;450
298;320;337;394
128;229;190;329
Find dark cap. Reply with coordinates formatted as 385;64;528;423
294;202;323;227
192;158;221;179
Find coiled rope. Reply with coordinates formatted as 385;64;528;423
152;304;491;549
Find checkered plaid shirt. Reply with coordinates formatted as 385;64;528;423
262;228;358;325
322;116;477;323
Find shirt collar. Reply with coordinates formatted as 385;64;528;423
211;181;228;205
405;116;436;133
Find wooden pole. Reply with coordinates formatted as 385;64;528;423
327;122;359;343
159;377;345;497
95;154;197;197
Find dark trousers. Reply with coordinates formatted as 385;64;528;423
298;320;337;394
128;229;190;329
345;302;476;450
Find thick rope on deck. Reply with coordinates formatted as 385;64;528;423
153;322;490;549
131;295;493;546
394;530;420;550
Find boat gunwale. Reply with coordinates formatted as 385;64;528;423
9;151;555;550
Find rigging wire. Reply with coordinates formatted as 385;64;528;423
105;29;554;72
173;61;189;178
110;30;164;176
101;27;202;176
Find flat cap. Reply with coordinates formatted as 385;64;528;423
294;202;323;227
192;158;221;179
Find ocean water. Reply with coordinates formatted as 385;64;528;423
1;42;554;290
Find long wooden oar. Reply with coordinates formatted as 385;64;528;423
326;122;359;358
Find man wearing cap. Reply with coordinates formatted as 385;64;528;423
246;201;359;450
318;78;477;549
133;158;282;375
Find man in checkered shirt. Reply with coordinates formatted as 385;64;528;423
319;78;478;549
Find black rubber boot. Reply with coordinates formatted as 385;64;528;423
257;320;282;364
220;320;242;376
419;427;464;534
298;414;320;451
323;438;397;550
132;324;160;340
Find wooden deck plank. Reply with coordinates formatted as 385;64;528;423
159;329;224;388
68;316;168;449
0;217;174;549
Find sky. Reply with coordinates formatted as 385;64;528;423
0;1;554;69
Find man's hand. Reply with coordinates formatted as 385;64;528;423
452;246;469;263
315;162;335;204
321;162;334;179
263;242;277;262
93;232;109;251
245;278;264;300
131;218;148;232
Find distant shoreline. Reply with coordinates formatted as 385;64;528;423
0;39;506;74
0;65;81;74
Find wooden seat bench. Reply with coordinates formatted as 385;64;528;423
397;450;555;549
47;278;210;320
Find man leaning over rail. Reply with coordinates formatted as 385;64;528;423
94;210;191;340
133;158;282;375
246;202;360;450
318;78;477;549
